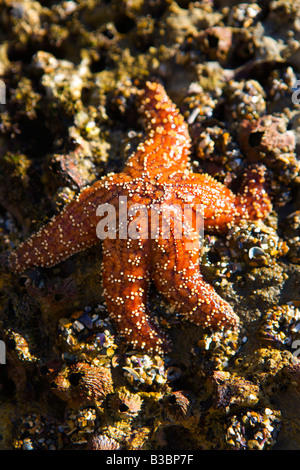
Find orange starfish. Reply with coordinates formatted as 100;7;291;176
8;81;272;353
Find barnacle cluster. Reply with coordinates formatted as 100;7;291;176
224;408;281;450
227;220;289;267
57;305;117;362
13;413;63;450
123;353;167;389
260;304;300;349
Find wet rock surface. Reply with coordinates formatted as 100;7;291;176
0;0;300;450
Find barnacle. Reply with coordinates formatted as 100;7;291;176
50;362;113;407
108;388;143;418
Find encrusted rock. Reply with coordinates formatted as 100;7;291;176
227;220;289;267
224;79;266;129
238;115;299;183
282;211;300;264
260;304;300;349
225;408;281;450
207;371;259;409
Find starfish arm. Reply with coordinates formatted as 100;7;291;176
233;164;272;222
167;172;237;231
150;210;239;330
124;81;191;176
8;175;126;274
169;164;272;231
102;237;170;353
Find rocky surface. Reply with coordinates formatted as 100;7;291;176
0;0;299;450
